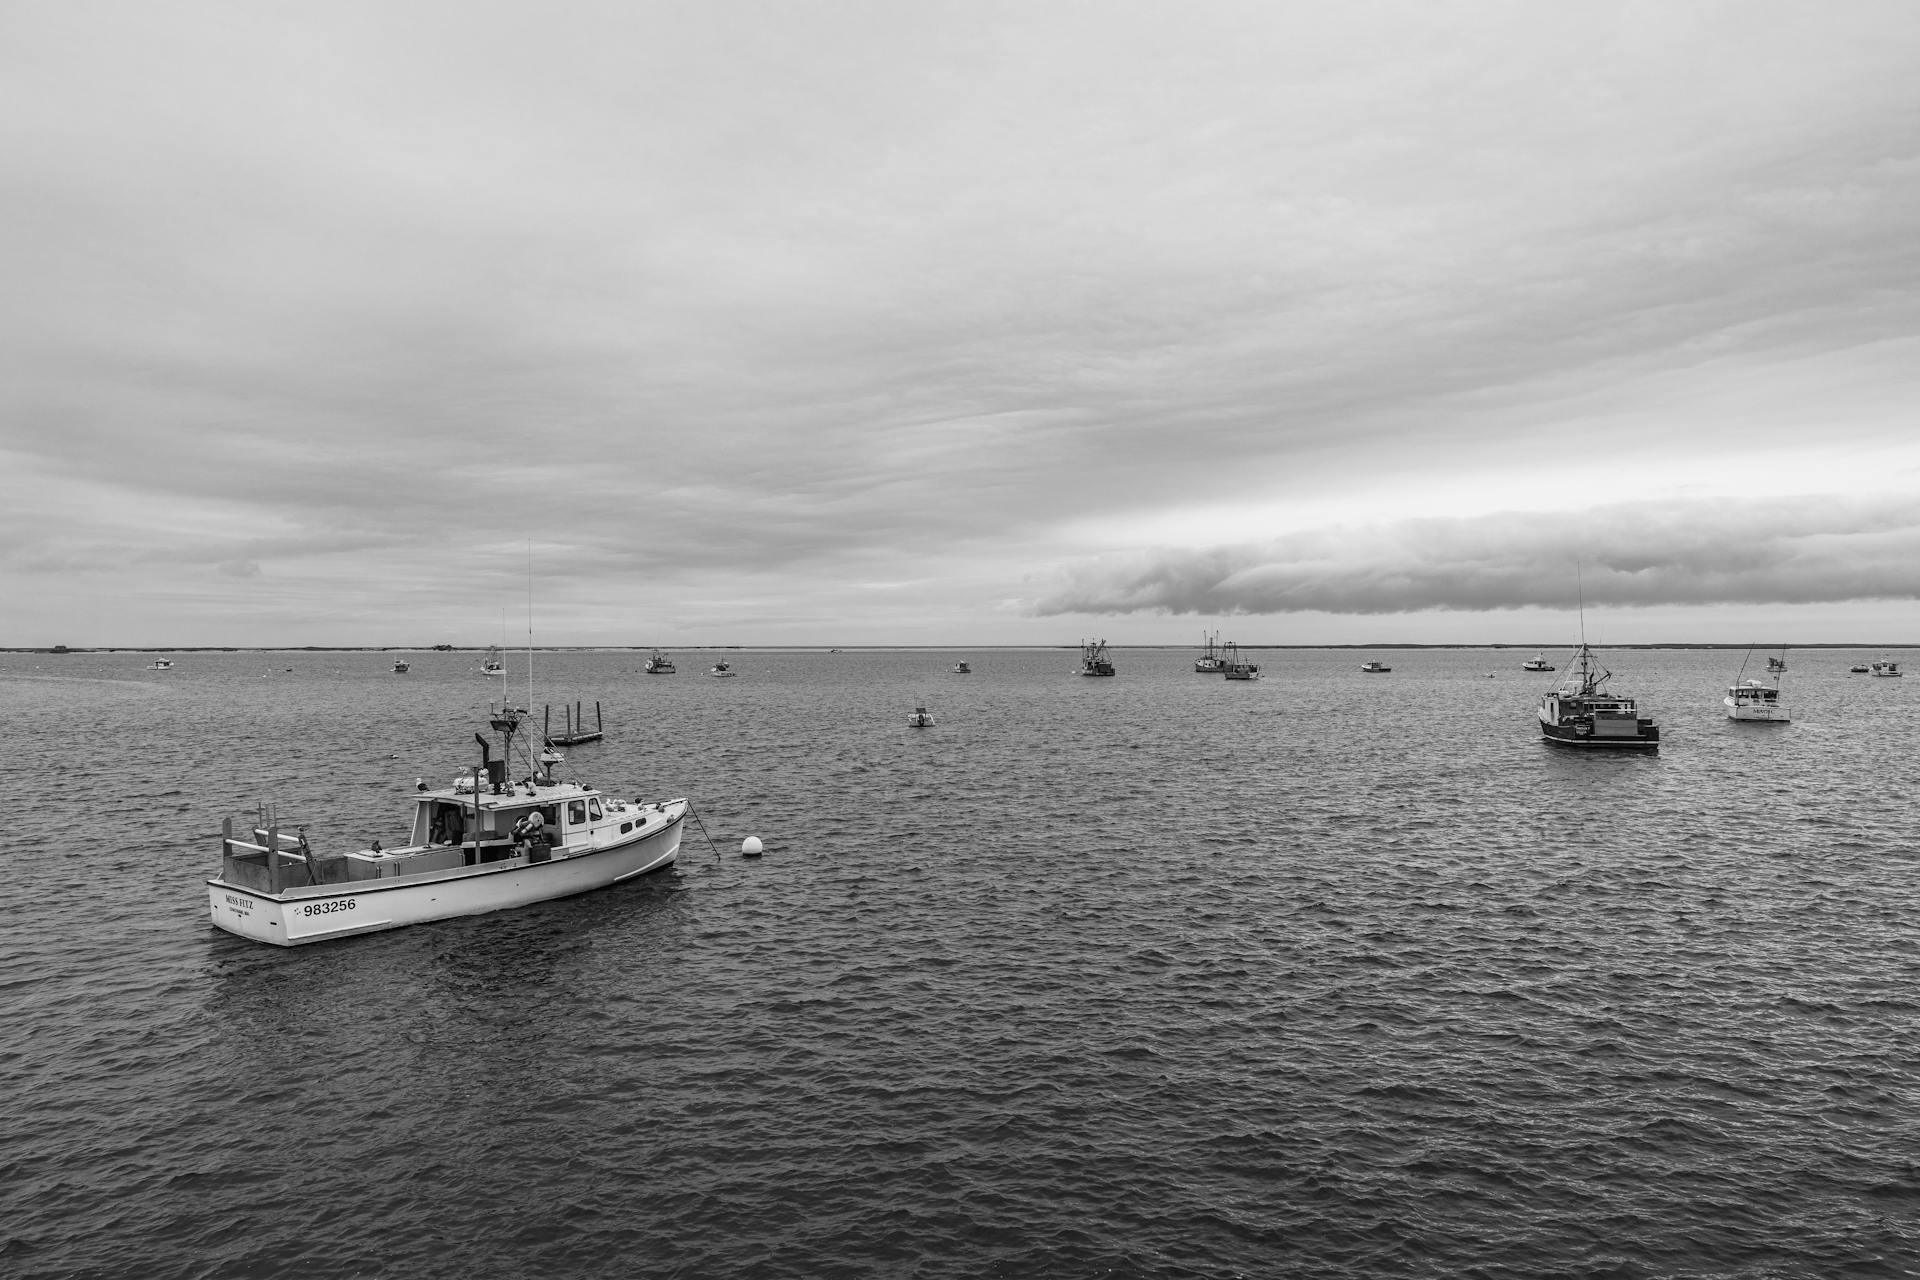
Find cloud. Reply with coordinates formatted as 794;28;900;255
1033;496;1920;616
218;559;262;578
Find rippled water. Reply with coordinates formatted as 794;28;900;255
4;646;1920;1278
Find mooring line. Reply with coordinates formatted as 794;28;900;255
687;803;723;861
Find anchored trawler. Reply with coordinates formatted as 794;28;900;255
207;703;687;947
1537;644;1660;750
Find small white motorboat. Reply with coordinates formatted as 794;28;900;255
1359;659;1391;673
149;656;174;670
708;660;737;678
1871;660;1903;677
393;659;410;673
1521;653;1554;672
907;706;935;727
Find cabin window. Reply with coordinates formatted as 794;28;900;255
568;800;587;827
588;798;603;820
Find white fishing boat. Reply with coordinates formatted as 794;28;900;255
1725;679;1788;722
149;656;173;670
1194;630;1226;674
907;705;935;727
1079;638;1115;677
1538;644;1660;750
708;660;737;677
481;644;505;677
952;660;971;674
1359;659;1391;673
1872;660;1903;677
1726;648;1788;722
1521;653;1554;672
392;658;410;673
644;648;676;674
207;703;687;947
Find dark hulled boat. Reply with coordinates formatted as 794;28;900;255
1537;644;1659;750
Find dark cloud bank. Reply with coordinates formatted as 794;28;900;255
1035;497;1920;617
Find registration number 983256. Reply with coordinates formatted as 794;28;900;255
301;899;357;918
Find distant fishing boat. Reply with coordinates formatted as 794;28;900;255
1766;655;1787;673
1871;660;1903;677
149;656;174;670
952;660;971;674
481;645;505;677
207;703;685;947
907;705;935;727
1079;639;1115;677
644;649;676;674
1521;653;1554;672
1221;642;1260;680
392;659;410;673
1359;659;1391;673
1850;663;1870;674
708;660;737;678
1194;630;1226;674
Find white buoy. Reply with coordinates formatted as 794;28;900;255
741;836;764;857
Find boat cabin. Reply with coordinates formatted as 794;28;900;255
1541;692;1648;739
218;778;666;894
1727;680;1780;708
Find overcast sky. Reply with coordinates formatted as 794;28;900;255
5;1;1919;647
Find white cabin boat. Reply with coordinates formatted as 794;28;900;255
1725;679;1788;722
1359;659;1391;673
952;661;971;674
708;660;737;677
1872;660;1903;677
908;705;935;727
392;659;410;673
481;645;505;677
207;705;686;947
1521;653;1554;672
149;656;174;670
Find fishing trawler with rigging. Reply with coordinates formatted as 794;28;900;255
1538;644;1660;750
1194;631;1227;673
1079;639;1115;677
1221;642;1260;680
206;699;687;947
644;648;675;674
481;644;505;677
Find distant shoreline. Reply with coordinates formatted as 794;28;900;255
7;642;1911;655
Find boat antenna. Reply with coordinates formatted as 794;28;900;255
1576;559;1587;649
1736;644;1753;684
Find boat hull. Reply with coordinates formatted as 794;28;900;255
1726;703;1790;722
208;804;686;947
1539;720;1660;750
